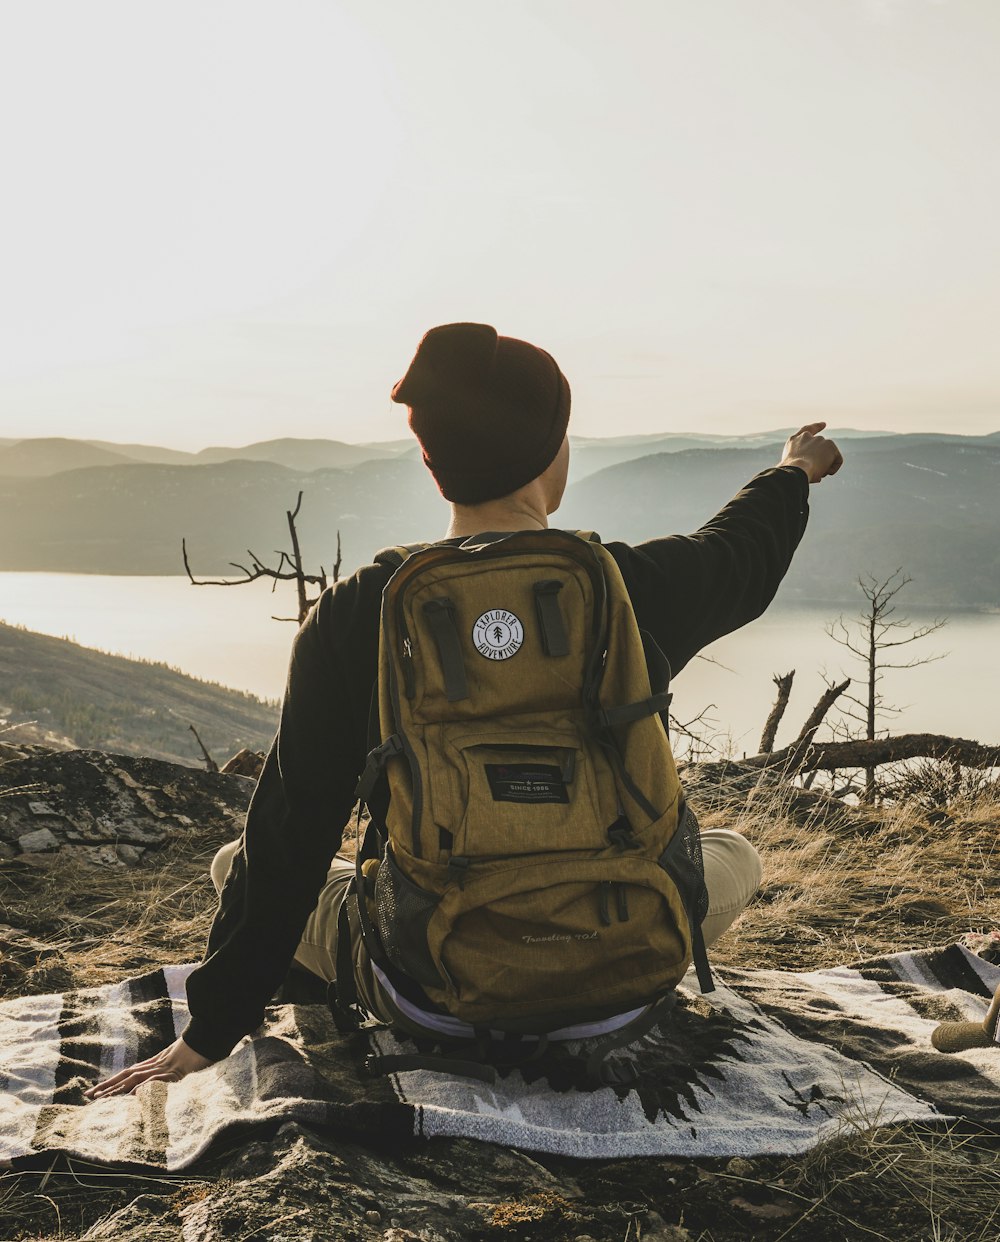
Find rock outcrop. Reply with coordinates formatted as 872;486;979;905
0;747;253;865
79;1120;690;1242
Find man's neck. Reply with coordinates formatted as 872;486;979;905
445;496;549;538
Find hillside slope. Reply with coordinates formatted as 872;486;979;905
0;623;276;765
0;438;136;477
193;436;400;470
0;457;450;576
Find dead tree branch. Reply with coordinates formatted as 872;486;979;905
791;676;852;750
668;704;727;763
188;725;218;773
183;491;339;625
747;677;851;772
286;492;310;623
758;670;795;754
746;733;1000;773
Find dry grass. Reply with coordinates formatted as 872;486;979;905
0;814;364;1000
0;1160;215;1242
706;783;1000;973
0;832;227;998
774;1119;1000;1242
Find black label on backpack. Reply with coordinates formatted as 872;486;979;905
485;763;569;804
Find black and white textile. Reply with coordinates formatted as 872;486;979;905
2;945;998;1168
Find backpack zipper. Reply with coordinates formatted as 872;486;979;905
382;603;424;858
400;631;415;699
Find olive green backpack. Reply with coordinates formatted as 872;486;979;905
345;529;712;1077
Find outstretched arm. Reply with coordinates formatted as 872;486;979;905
607;423;843;674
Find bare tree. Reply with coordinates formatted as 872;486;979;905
826;570;946;799
183;492;342;625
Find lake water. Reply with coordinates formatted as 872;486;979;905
1;572;996;752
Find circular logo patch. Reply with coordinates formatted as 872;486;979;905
473;609;524;661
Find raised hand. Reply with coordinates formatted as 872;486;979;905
85;1036;214;1099
779;422;844;484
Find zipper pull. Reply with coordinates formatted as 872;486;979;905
598;882;612;927
401;636;415;698
616;883;630;923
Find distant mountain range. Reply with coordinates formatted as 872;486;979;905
0;428;898;480
0;435;415;477
0;622;276;766
0;430;997;608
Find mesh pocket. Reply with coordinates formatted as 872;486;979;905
373;849;444;990
658;799;709;928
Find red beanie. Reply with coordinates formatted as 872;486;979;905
391;323;571;504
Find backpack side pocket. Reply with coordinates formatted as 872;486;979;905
373;847;446;991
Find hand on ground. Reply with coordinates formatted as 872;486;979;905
779;422;844;484
85;1036;214;1099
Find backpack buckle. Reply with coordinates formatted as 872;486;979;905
354;734;403;802
447;855;471;889
607;817;639;851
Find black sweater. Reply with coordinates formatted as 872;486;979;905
183;465;810;1060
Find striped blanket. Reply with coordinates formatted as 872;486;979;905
2;944;998;1167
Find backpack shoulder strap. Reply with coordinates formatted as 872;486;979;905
373;541;433;573
376;533;598;571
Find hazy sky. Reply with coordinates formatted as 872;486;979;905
1;0;998;448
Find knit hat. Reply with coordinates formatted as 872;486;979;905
391;323;571;504
931;982;1000;1053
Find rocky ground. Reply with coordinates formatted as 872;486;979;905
2;744;1000;1241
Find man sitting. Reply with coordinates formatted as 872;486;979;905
88;322;842;1096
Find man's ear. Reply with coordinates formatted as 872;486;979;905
544;436;570;513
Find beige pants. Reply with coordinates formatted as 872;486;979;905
211;828;762;989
